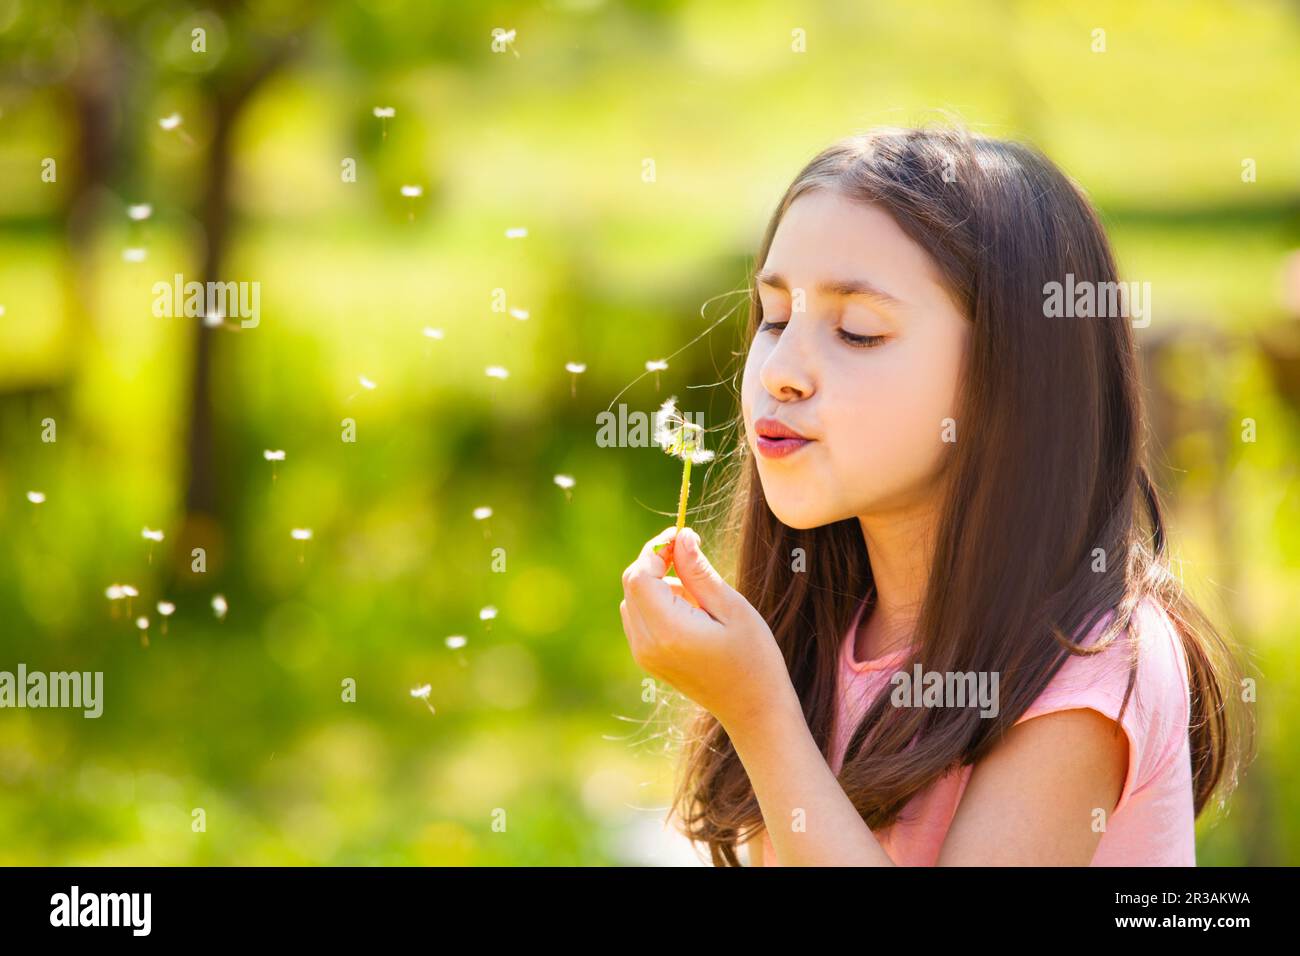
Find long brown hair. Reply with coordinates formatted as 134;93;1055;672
667;125;1253;866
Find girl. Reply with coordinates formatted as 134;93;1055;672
618;125;1251;866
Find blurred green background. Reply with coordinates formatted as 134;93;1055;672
0;0;1297;865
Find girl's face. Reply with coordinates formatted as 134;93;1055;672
741;188;971;529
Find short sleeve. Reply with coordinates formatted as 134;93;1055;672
1012;599;1190;815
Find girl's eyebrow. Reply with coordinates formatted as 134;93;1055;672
755;269;906;308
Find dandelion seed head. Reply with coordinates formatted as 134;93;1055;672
136;616;149;630
400;184;423;198
553;474;575;490
142;527;164;542
291;528;313;541
373;106;395;118
127;203;153;221
472;506;493;520
263;449;286;461
565;362;586;374
410;684;432;699
479;605;497;621
26;491;45;504
157;601;176;616
646;359;669;372
445;635;467;649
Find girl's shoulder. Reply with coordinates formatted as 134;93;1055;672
1013;596;1191;814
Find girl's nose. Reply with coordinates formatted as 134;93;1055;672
759;328;815;401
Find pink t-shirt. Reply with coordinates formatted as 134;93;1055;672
758;592;1196;866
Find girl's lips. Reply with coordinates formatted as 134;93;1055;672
756;435;813;459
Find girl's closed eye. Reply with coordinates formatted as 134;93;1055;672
757;319;888;348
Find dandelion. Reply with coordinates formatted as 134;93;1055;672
491;27;520;58
653;395;715;575
127;204;152;221
505;226;527;239
122;247;147;263
645;358;668;391
554;474;575;502
509;307;529;321
157;600;175;635
291;528;313;564
422;327;444;340
373;105;395;140
26;491;45;504
479;605;497;630
564;361;587;398
264;449;285;482
211;593;228;621
410;683;436;714
485;365;509;380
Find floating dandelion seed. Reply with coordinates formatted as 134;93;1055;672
554;474;576;502
479;605;497;630
400;184;423;197
291;528;313;564
473;505;493;538
445;635;467;650
505;226;527;239
202;310;224;328
136;615;150;647
26;491;45;504
264;449;285;481
508;307;529;321
422;327;444;340
211;593;228;621
127;204;152;221
565;361;587;397
373;105;395;140
123;247;147;263
485;365;509;380
158;112;194;146
142;526;164;564
645;358;669;390
653;395;715;576
410;684;436;714
157;600;175;635
359;375;377;390
491;27;520;58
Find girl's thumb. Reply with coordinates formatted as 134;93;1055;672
675;528;737;616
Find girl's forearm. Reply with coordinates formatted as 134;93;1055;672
725;683;896;867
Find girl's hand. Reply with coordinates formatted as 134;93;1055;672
619;525;791;732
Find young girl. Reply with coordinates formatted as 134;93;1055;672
618;125;1250;866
